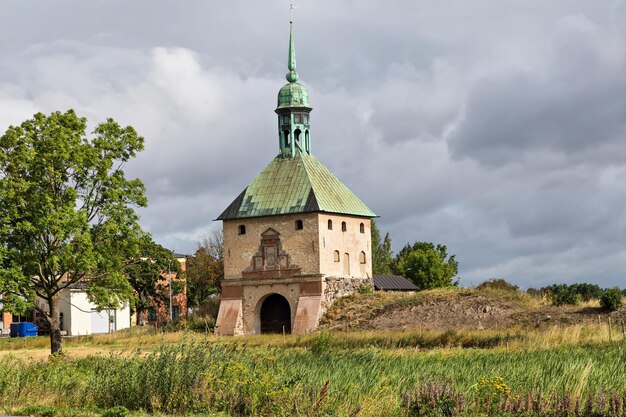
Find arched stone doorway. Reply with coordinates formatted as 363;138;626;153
259;294;291;334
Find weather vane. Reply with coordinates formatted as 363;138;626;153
290;3;298;23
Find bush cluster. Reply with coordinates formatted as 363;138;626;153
527;283;624;308
600;287;623;312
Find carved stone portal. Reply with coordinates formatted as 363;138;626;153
242;228;302;278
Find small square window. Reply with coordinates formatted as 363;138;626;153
238;225;246;235
294;114;302;123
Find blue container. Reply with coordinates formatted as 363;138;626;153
10;322;38;337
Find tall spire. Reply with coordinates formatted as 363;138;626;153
286;22;298;83
276;16;312;158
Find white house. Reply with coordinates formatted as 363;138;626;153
36;284;131;336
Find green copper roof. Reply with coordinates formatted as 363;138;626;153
277;82;310;109
217;151;376;220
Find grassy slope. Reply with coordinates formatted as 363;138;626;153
2;288;626;416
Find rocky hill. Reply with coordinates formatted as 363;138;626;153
319;287;626;331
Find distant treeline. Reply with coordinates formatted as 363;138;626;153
526;283;624;311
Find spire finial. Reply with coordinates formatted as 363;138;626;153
286;4;299;83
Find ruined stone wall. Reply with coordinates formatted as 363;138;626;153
321;276;373;312
223;213;320;279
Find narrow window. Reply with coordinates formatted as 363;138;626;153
295;219;303;230
284;130;291;146
341;221;347;232
359;251;366;264
327;219;333;230
333;250;340;262
238;225;246;235
304;114;309;124
295;129;301;142
360;223;365;233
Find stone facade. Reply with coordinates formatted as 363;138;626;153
215;213;372;336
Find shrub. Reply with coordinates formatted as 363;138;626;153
477;278;519;293
101;406;129;417
357;283;373;294
15;406;57;417
600;287;623;312
310;332;332;356
185;316;215;333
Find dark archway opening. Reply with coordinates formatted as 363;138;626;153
260;294;291;334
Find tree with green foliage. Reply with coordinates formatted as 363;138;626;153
600;287;623;312
543;284;581;306
125;235;182;325
187;231;223;309
569;283;603;302
393;242;459;290
0;110;147;354
371;220;393;275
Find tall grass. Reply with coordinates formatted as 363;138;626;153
1;336;626;416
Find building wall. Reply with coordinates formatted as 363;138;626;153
1;312;12;333
223;213;321;279
241;282;301;334
56;289;131;336
218;212;373;336
318;215;372;279
142;256;188;324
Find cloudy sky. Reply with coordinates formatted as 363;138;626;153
1;1;626;288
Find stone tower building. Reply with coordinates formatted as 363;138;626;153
214;23;376;336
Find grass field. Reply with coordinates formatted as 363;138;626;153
1;323;626;417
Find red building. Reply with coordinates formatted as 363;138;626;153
0;312;12;335
137;254;188;325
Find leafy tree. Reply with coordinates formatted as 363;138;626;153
543;284;581;306
125;235;181;325
371;220;393;275
393;242;459;290
187;231;223;309
600;287;623;312
0;110;147;354
569;283;603;302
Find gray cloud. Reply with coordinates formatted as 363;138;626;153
0;0;625;288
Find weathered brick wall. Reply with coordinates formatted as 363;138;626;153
223;213;321;279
